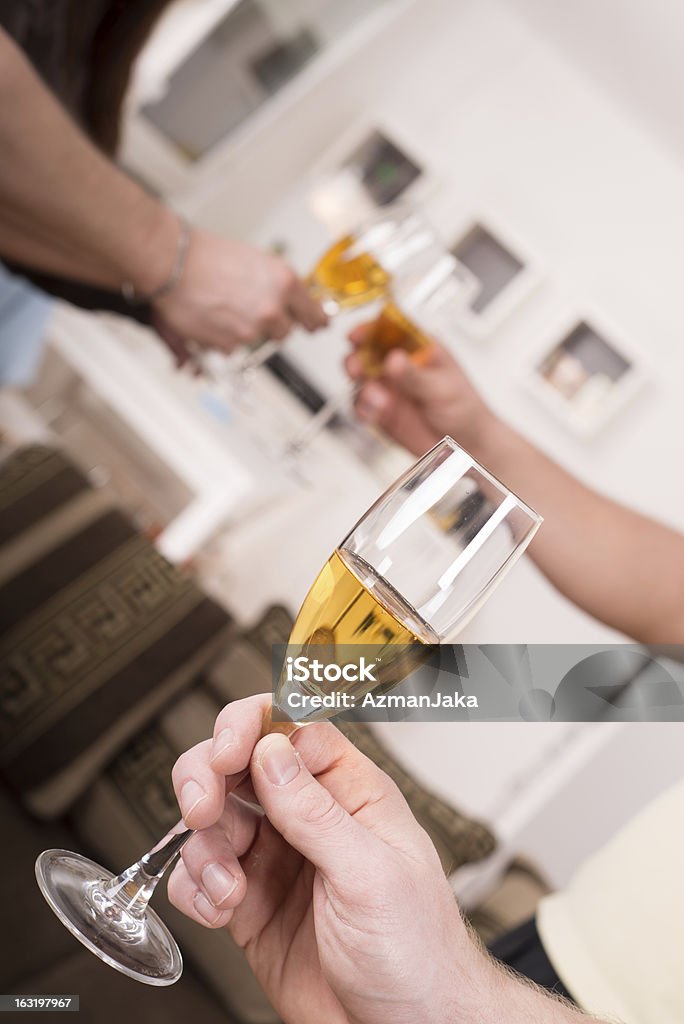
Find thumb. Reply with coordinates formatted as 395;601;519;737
251;733;375;884
383;346;445;401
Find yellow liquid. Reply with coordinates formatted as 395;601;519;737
358;300;434;377
275;549;437;718
308;235;390;309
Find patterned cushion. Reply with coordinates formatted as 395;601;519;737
0;445;232;817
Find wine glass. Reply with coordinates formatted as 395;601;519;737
36;438;541;985
280;250;478;468
274;436;541;717
199;204;442;401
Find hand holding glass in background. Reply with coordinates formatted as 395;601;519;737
282;248;478;463
200;204;476;412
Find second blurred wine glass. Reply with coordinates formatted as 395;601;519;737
281;250;479;469
201;204;443;401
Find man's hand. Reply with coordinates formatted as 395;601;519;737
0;30;326;358
168;696;596;1023
152;230;328;355
167;695;492;1024
345;323;497;456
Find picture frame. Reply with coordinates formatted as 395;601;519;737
524;311;647;437
305;117;437;233
445;212;543;339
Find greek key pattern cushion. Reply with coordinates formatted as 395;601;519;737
0;445;232;816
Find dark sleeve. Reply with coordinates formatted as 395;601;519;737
489;917;575;1002
3;262;153;325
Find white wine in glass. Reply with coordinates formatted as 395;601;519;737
36;438;540;984
275;437;541;718
206;204;442;394
273;548;439;718
306;203;443;314
306;233;390;312
356;299;433;376
282;253;478;462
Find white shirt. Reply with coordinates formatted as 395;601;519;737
538;778;684;1024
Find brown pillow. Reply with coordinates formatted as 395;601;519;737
0;445;232;817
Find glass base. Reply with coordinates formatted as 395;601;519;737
35;850;182;986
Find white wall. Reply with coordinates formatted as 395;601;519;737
504;0;684;166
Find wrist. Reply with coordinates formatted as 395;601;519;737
120;198;182;299
443;951;589;1023
450;405;506;466
433;941;503;1024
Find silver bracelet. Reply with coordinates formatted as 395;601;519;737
121;218;191;306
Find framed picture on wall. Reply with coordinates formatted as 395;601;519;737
524;314;647;436
339;127;423;207
306;118;436;233
445;213;542;339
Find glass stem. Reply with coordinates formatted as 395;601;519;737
227;292;339;379
101;828;194;919
97;708;288;920
236;339;280;376
285;381;361;457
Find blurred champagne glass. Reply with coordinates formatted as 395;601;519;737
201;205;442;401
281;250;478;468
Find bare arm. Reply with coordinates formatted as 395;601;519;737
474;962;605;1023
474;415;684;643
0;28;177;293
347;336;684;644
0;28;326;350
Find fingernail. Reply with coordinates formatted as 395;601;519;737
194;891;221;924
358;397;385;422
363;386;388;411
356;403;376;424
211;727;235;761
180;779;206;820
387;348;409;370
260;736;300;786
202;863;237;907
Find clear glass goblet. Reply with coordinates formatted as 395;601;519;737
280;249;478;472
36;438;541;984
199;203;443;404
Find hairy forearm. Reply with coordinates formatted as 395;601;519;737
0;28;176;293
444;945;604;1024
487;964;603;1023
471;415;684;643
